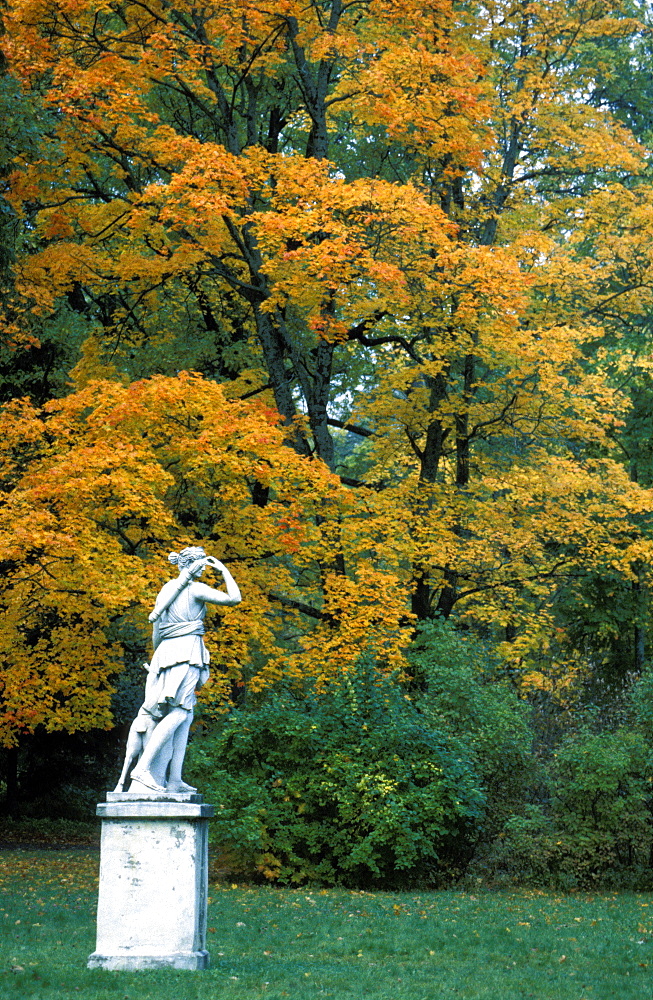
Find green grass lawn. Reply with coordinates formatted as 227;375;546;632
2;848;653;999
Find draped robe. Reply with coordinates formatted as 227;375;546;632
141;580;213;720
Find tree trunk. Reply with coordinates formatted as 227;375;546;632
410;369;450;619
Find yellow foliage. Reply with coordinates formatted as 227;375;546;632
1;0;652;731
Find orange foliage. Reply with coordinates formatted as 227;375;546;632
0;0;652;738
0;374;414;744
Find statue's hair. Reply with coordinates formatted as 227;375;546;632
168;546;206;569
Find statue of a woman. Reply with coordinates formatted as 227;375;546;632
116;547;241;794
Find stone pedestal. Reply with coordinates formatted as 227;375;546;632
87;792;215;971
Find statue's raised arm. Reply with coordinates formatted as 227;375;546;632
193;556;241;606
115;547;241;794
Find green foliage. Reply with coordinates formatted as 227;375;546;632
554;728;651;835
629;665;653;742
408;619;534;833
553;569;649;692
0;305;92;405
553;729;652;880
490;805;561;887
406;624;653;890
187;657;485;887
490;728;653;889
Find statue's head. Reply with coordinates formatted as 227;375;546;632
168;546;206;571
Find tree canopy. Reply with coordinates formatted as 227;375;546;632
1;0;653;746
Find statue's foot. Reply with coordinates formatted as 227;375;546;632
167;780;197;793
129;769;166;792
113;782;125;793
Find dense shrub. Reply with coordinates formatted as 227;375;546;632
486;729;653;889
553;729;652;862
186;657;485;887
406;625;653;890
629;666;653;743
188;624;653;890
409;619;534;834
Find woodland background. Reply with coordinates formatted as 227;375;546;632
1;0;653;888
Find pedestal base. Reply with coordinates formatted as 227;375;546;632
88;792;215;971
87;949;210;971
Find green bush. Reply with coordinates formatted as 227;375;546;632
409;619;534;834
552;728;653;881
488;804;562;887
186;656;485;887
487;728;653;889
629;666;653;742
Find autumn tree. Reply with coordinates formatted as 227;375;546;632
1;0;653;744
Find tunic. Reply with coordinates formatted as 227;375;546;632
142;580;213;718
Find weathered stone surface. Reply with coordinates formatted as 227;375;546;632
87;950;210;971
98;799;214;820
106;790;203;803
87;793;214;971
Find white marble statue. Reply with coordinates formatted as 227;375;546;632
115;547;241;794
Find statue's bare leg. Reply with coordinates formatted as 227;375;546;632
145;741;170;790
166;711;196;793
114;721;144;792
129;707;187;792
114;715;158;792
